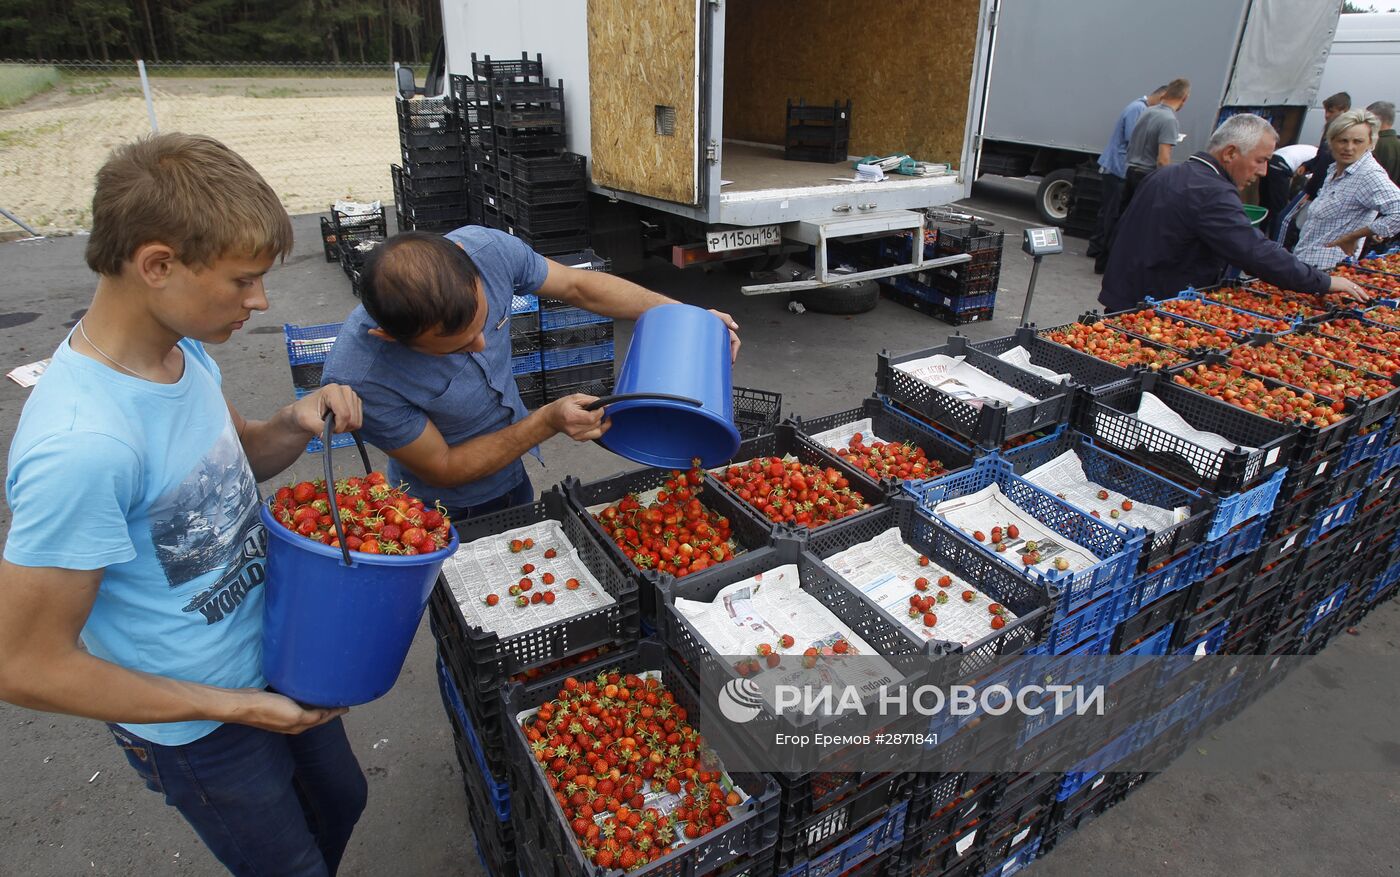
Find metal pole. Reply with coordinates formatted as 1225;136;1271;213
1020;255;1043;326
0;207;42;238
137;60;158;133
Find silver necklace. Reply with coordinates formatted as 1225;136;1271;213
76;320;148;379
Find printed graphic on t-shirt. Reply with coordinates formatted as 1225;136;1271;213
146;422;266;625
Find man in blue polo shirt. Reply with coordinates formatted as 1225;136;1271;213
1087;85;1166;261
321;228;741;521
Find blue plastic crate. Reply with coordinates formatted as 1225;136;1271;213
1338;417;1393;471
1304;490;1362;546
985;836;1041;877
510;293;539;316
541;340;615;371
1043;590;1124;654
1366;564;1400;602
1118;548;1200;618
540;305;612;331
1055;723;1142;801
284;321;343;367
1375;439;1400;476
1206;468;1285;541
291;386;356;454
778;799;908;877
996;427;1211;571
1192;515;1267;582
883;271;998;311
1140;680;1203;743
511;351;542;375
1301;584;1349;636
909;458;1143;614
1185;671;1243;734
434;657;510;822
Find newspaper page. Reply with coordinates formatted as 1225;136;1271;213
807;417;896;453
443;519;616;638
332;198;383;216
1023;450;1189;534
1091;393;1259;480
673;564;900;705
823;527;1021;647
5;358;49;388
894;354;1038;411
996;346;1070;384
932;483;1102;575
513;668;753;852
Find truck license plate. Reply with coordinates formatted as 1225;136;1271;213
706;225;781;253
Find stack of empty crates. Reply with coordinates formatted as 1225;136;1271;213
454;53;591;257
1064;162;1103;239
394;91;471;233
784;98;851;163
541;249;614;404
320;204;387;297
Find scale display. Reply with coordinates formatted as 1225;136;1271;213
1023;227;1063;256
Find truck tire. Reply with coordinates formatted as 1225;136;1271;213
1035;168;1076;225
790;278;880;315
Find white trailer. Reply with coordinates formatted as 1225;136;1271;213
979;0;1343;225
1298;12;1400;146
431;0;999;295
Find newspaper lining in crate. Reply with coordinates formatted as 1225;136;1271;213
932;483;1101;574
1095;392;1259;480
822;526;1020;646
333;198;383;217
443;519;616;638
894;354;1038;411
1022;450;1189;534
674;564;900;700
996;346;1070;384
514;668;752;850
808;417;894;451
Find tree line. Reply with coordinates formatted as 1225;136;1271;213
0;0;442;64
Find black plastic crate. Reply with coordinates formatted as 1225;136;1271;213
1080;371;1297;495
318;216;340;263
785;143;849;163
512;227;592;257
1035;313;1192;372
501;196;589;233
481;125;567;154
398;167;469;198
880;283;997;326
935;226;1005;266
542;360;613;397
401;154;468;181
431;485;640;694
709;423;887;531
732;386;783;440
563;463;777;624
973;328;1137;395
1168;355;1358;463
774;771;914;872
998;427;1215;572
794;396;979;496
877;335;1073;449
806;498;1054;683
1111;587;1189;652
541;321;613;351
1171;585;1240;650
493;173;588;205
471;52;546;83
501;639;782;877
396;94;453;120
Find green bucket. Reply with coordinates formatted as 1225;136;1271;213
1243;204;1268;227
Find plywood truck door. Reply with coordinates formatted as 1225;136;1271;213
587;0;703;206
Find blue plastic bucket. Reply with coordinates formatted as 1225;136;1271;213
597;304;741;468
259;504;459;707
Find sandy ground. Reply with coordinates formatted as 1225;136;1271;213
0;77;399;233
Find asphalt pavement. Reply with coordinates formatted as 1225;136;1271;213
0;178;1396;876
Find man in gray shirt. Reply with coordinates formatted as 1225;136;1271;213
1096;78;1190;273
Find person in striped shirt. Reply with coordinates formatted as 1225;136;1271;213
1294;109;1400;270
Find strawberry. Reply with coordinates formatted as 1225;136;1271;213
544;548;558;559
543;591;556;605
917;555;930;567
484;593;500;607
915;577;930;591
832;638;849;654
937;575;952;587
991;615;1006;630
510;539;524;553
779;634;795;649
802;647;819;668
522;563;535;574
566;578;581;590
922;612;937;627
1006;524;1020;539
756;643;773;657
962;590;976;602
1121;500;1133;511
972;530;986;542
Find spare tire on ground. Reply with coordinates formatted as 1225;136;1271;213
789;277;880;315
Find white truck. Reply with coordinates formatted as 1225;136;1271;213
1298;11;1400;146
422;0;999;298
979;0;1344;225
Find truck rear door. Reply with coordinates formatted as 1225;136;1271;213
586;0;709;207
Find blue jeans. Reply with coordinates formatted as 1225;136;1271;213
442;475;534;526
109;718;367;876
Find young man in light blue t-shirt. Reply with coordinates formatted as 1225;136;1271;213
0;134;367;876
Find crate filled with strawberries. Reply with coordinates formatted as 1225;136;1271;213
502;639;781;877
1275;324;1400;375
795;395;979;496
1205;283;1328;322
972;328;1140;396
1102;306;1237;353
1148;292;1294;337
1332;262;1400;295
1035;317;1188;372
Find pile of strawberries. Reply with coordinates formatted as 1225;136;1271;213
829;432;947;483
523;671;741;870
1205;286;1323;320
1172;364;1347;427
719;456;868;528
1227;343;1394;401
1333;263;1400;295
1156;298;1292;334
1277;331;1400;375
1363;306;1400;329
1106;309;1236;351
268;472;451;555
1041;321;1186;370
593;464;738;578
1317;318;1400;350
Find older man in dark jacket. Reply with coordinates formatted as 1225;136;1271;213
1099;114;1367;312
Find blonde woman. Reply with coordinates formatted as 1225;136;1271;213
1295;109;1400;269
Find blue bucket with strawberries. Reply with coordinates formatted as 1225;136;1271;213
259;416;459;707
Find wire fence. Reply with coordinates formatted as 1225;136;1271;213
1;60;406;234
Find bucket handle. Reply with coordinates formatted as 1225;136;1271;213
583;392;703;412
322;412;373;568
